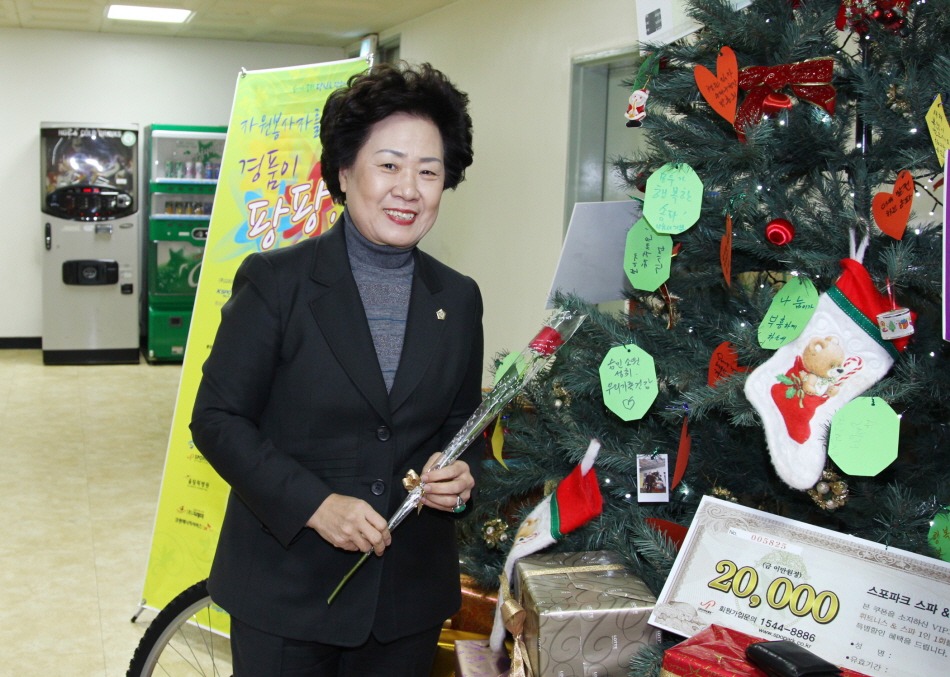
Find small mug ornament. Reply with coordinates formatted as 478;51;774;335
877;278;915;341
877;307;914;340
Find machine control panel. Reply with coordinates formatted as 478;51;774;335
62;259;119;285
45;185;134;221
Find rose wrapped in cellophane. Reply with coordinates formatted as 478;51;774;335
328;309;586;604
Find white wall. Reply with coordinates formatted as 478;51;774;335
0;27;341;338
385;0;641;372
4;2;651;368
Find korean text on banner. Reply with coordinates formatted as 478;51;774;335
141;57;368;629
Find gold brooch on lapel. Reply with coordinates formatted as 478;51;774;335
436;309;446;320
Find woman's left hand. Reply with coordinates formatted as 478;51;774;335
420;452;474;512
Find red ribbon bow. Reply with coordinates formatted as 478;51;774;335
734;58;836;141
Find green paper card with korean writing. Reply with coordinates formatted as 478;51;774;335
643;163;703;235
600;344;658;421
758;276;819;349
624;218;672;291
829;396;899;476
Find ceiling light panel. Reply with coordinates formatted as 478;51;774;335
107;4;193;23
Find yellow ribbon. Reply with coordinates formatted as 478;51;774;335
520;563;624;579
402;469;425;514
436;627;490;650
498;572;532;677
491;417;507;469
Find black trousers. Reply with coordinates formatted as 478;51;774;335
230;616;443;677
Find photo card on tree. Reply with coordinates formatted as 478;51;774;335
637;453;670;503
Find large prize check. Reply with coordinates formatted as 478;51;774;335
650;497;950;676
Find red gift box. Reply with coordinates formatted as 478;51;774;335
448;574;498;636
661;625;869;677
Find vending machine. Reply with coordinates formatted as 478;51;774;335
41;123;141;365
145;124;227;362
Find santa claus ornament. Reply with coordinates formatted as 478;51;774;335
626;89;650;127
744;236;914;490
625;52;660;128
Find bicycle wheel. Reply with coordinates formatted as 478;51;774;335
127;579;233;677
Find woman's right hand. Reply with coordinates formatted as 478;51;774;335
307;494;392;556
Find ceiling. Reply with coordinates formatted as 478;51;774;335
0;0;459;46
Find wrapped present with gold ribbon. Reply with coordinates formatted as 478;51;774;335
660;624;870;677
510;551;660;677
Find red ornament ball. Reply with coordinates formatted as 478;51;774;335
762;92;793;115
634;172;650;193
766;218;795;245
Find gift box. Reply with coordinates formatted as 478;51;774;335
449;574;499;636
432;628;495;677
660;625;767;677
660;624;869;677
454;638;512;677
513;550;660;677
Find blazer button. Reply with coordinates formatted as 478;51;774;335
371;480;386;496
376;425;391;441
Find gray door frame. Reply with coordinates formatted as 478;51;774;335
563;46;640;233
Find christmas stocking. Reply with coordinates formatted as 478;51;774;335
744;255;913;490
489;439;603;652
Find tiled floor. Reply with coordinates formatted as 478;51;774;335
0;350;183;676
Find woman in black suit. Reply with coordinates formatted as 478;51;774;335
191;62;483;677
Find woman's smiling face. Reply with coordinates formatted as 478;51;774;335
339;112;445;249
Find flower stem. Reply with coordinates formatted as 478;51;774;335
328;551;371;605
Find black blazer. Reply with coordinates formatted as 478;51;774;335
190;222;484;645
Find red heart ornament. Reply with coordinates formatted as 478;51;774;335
707;341;747;387
694;46;738;124
872;170;914;240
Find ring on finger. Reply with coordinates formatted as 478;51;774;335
453;495;466;513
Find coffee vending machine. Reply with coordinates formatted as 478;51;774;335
41;123;141;365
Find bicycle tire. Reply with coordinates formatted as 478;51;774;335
127;579;232;677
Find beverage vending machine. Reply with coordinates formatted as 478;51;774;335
145;124;226;362
41;123;141;364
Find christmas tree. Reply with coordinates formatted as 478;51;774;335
459;0;950;673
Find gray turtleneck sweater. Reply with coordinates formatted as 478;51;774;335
343;211;415;392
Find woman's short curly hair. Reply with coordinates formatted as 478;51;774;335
320;62;474;204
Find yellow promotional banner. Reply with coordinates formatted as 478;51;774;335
141;57;368;626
